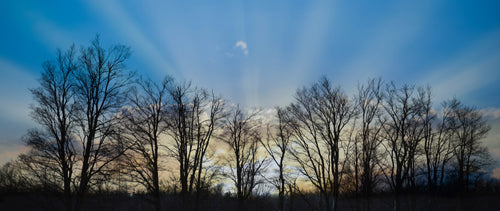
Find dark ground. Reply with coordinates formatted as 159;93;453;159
1;192;499;211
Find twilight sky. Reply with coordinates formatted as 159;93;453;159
1;0;500;174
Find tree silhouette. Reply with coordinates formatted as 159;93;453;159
23;46;78;210
120;76;172;210
73;36;133;208
220;106;267;202
260;107;293;211
2;35;497;210
164;80;225;209
447;98;492;192
287;77;356;211
354;78;384;196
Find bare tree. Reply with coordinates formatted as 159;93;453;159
422;95;456;193
0;160;30;193
120;77;172;210
18;147;62;192
261;107;293;211
73;36;133;205
23;46;78;210
353;78;384;196
407;86;433;189
220;106;267;201
165;81;225;209
351;79;383;199
447;98;491;192
380;83;413;192
287;77;355;211
379;82;432;210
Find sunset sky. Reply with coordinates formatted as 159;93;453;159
1;0;500;175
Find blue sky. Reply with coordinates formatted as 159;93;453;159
1;0;500;173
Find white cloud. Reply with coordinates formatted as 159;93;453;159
235;40;248;55
235;41;247;49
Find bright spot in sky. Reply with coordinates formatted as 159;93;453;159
235;40;248;55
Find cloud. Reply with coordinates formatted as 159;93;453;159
481;107;500;119
482;118;500;177
235;40;248;55
235;41;247;50
492;168;500;179
0;144;27;165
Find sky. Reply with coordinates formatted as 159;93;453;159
0;0;500;175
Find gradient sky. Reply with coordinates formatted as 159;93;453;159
1;0;500;174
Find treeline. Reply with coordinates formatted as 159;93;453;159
0;36;498;211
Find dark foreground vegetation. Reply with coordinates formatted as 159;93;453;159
1;191;500;211
1;35;499;210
